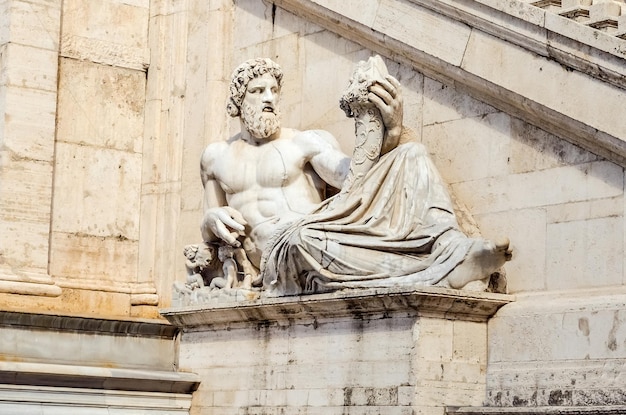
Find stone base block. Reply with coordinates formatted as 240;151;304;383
485;288;626;409
162;287;512;414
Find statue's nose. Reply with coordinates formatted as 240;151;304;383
262;89;274;103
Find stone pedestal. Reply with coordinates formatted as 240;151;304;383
162;287;512;414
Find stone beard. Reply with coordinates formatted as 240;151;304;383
240;100;281;139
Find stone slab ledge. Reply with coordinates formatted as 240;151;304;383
0;310;176;339
0;361;199;394
161;286;513;330
448;406;626;414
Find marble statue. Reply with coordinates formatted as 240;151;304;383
192;56;511;300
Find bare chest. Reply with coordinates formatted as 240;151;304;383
214;141;305;194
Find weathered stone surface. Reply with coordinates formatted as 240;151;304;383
56;58;145;153
60;0;150;70
486;290;626;407
163;286;513;328
167;288;510;413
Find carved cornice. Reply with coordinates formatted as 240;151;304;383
271;0;626;166
161;286;514;330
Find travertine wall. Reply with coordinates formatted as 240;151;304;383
202;0;625;296
0;0;155;317
2;0;626;411
3;0;622;316
171;0;626;411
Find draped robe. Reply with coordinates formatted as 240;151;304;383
260;141;475;296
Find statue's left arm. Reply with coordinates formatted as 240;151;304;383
303;130;351;190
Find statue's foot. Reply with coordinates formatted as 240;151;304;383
446;238;511;290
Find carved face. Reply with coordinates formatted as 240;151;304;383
241;73;281;140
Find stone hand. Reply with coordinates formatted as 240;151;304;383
368;75;403;153
201;206;247;247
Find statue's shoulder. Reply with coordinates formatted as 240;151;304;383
201;137;236;175
202;136;236;158
290;129;341;151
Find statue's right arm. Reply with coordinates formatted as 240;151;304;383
200;144;247;247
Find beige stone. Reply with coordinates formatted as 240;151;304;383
60;0;149;69
462;30;626;143
0;157;53;271
474;209;548;293
546;216;623;290
423;112;511;184
51;143;141;238
373;0;472;66
2;85;57;161
56;58;144;153
452;160;623;215
5;0;62;51
423;78;498;126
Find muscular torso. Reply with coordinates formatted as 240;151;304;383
204;128;347;256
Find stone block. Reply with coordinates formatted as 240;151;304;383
423;112;511;184
453;320;487;363
49;231;139;284
414;318;454;363
414;380;485;407
451;160;623;215
373;0;471;66
6;0;62;50
546;216;623;290
50;142;141;238
0;2;9;45
509;117;599;175
423;78;498;126
0;158;53;270
60;0;149;69
395;63;424;135
56;58;144;153
312;0;381;28
0;43;58;91
546;196;623;224
589;0;622;20
461;29;626;142
474;208;548;293
232;0;275;51
273;4;324;38
2;85;56;161
298;31;370;152
487;291;626;406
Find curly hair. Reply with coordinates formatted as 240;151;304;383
227;58;283;117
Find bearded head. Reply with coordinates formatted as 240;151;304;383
227;58;284;139
239;94;282;139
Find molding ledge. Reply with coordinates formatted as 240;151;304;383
272;0;626;166
0;361;199;394
0;310;176;338
0;267;61;297
161;286;514;330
